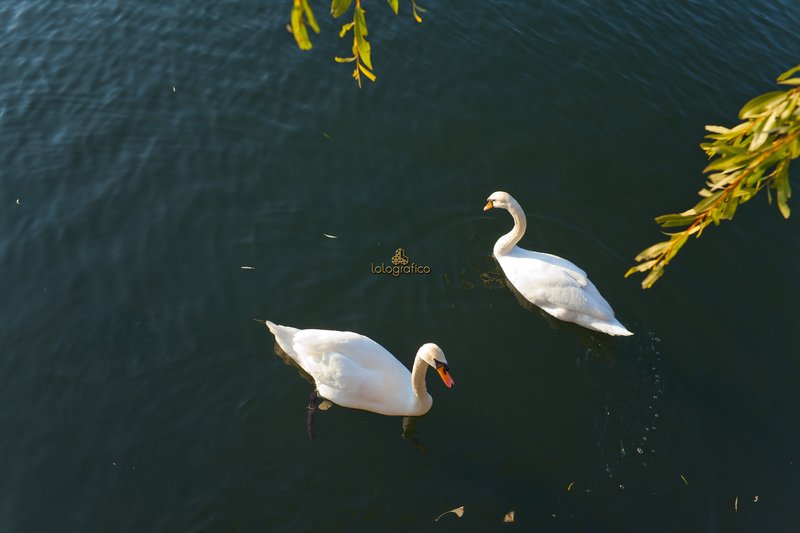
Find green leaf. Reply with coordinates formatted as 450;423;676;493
331;0;353;18
664;233;688;261
775;168;792;219
334;56;356;63
625;259;659;275
777;65;800;82
641;267;665;289
654;213;698;228
681;189;724;216
633;240;671;261
387;0;399;15
339;21;355;37
354;5;373;70
304;0;320;33
739;91;787;119
290;0;319;50
703;152;751;173
291;1;312;50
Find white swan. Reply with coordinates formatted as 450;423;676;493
484;191;633;336
264;321;454;416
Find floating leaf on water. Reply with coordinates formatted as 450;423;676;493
754;495;759;502
503;510;515;523
321;132;332;140
241;265;255;270
680;474;688;485
734;496;738;513
323;233;338;239
567;482;574;492
435;506;464;522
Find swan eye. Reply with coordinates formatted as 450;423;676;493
435;360;449;372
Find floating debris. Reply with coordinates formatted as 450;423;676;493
435;506;464;522
567;482;574;492
734;496;738;513
16;198;20;205
323;233;338;239
241;265;256;270
172;86;176;92
754;496;759;503
680;474;688;486
503;510;515;523
321;132;332;140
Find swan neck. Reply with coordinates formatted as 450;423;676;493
410;355;429;400
494;200;527;255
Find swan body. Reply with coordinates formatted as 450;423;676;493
484;191;633;336
264;321;454;416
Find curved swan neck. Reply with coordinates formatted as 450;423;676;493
410;355;429;400
494;198;527;256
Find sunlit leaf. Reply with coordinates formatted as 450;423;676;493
387;0;399;15
503;510;515;523
358;62;376;81
739;91;787;119
633;240;671;261
777;65;800;82
655;213;698;228
339;21;355;37
334;56;356;62
303;0;320;33
331;0;353;18
290;0;319;50
412;0;423;22
705;125;730;134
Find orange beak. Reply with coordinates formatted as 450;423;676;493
437;366;455;388
483;200;494;211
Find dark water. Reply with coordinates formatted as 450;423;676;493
2;1;800;531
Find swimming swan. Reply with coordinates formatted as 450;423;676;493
484;191;632;336
264;321;454;416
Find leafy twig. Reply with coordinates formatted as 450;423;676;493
627;65;800;288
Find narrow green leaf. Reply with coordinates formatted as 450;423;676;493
626;259;659;275
334;56;356;63
303;0;320;33
664;233;688;261
641;267;665;289
634;240;671;261
681;189;724;216
291;0;312;50
339;21;355;37
354;5;373;70
387;0;399;15
331;0;353;18
777;65;800;82
739;91;787;119
654;213;698;228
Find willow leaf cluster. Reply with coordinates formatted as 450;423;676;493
627;65;800;288
289;0;425;87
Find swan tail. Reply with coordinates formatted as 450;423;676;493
263;320;301;353
589;319;633;336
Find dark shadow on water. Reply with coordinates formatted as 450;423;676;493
401;416;428;453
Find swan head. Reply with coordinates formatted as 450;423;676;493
483;191;516;212
418;343;454;388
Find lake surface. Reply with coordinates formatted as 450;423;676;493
2;1;800;531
